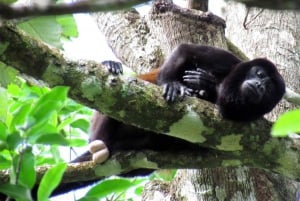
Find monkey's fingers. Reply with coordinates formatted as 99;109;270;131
185;69;206;75
162;82;183;103
89;140;110;164
165;84;177;102
183;73;212;82
179;86;186;100
101;60;123;75
184;88;193;96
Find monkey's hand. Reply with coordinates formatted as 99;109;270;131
162;81;193;103
183;68;217;99
89;140;110;164
183;68;217;89
101;60;123;75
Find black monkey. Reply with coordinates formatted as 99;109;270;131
42;44;285;197
88;44;285;164
159;44;286;121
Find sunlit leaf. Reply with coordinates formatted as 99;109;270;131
71;118;89;131
35;134;69;146
6;83;21;97
17;16;63;48
10;102;32;130
0;121;7;141
272;110;300;137
56;15;78;40
38;163;67;201
12;147;36;189
81;178;146;200
30;86;69;120
68;138;87;147
27;121;58;143
0;63;19;87
0;154;11;170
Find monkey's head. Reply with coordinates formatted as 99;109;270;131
218;58;285;121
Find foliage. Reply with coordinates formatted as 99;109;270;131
0;62;19;88
0;76;175;200
0;81;91;200
271;109;300;137
79;177;147;201
77;170;176;201
38;163;67;201
17;15;78;49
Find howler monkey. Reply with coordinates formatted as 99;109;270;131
36;44;285;198
86;44;285;165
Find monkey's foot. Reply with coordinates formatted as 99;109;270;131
89;140;110;163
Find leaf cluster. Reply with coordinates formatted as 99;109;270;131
0;81;91;200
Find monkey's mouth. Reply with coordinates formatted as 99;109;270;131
241;83;261;103
246;84;258;96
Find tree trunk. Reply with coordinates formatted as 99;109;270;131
222;2;300;201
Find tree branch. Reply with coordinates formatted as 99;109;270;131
285;88;300;106
0;0;147;19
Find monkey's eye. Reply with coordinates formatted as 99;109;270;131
256;70;266;78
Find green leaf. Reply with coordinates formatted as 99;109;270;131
0;183;32;201
0;154;11;170
0;121;7;141
57;116;76;131
12;147;36;189
71;118;89;131
272;110;300;137
6;132;22;150
7;83;22;97
58;117;89;132
38;163;67;201
0;63;19;87
82;178;145;199
56;15;78;40
0;140;7;151
27;121;58;142
17;16;63;48
10;102;32;131
68;138;87;147
30;86;68;120
35;134;69;146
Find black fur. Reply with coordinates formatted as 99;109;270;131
160;44;285;121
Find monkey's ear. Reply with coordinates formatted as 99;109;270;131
89;140;110;164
